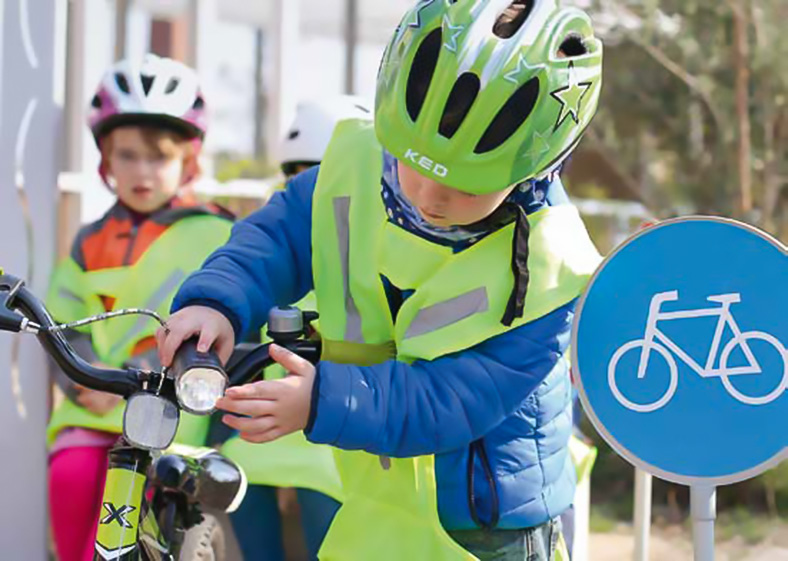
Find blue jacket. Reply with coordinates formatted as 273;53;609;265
173;166;577;530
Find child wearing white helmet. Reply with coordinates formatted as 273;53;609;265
279;96;372;178
46;54;233;561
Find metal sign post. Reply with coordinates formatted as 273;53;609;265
633;469;652;561
691;485;716;561
573;217;788;561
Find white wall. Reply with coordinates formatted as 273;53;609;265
0;0;61;556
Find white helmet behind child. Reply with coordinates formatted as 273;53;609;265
280;95;372;175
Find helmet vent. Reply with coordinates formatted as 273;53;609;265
439;72;480;139
114;73;131;94
559;35;588;57
406;27;443;122
493;1;534;39
141;74;155;95
474;77;539;154
165;78;180;94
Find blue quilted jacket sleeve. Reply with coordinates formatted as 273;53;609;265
171;167;318;336
306;300;576;456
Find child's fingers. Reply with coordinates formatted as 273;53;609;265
240;427;283;444
158;318;198;367
197;324;218;353
222;414;276;433
214;332;235;366
216;394;276;416
224;380;279;400
155;326;167;349
270;344;314;376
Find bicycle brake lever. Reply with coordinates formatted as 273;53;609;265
0;292;38;334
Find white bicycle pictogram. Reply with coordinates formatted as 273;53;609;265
608;290;788;412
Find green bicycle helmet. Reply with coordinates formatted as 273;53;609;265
375;0;603;194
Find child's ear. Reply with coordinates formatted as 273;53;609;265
180;152;202;186
99;157;113;185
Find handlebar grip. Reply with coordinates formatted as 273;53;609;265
0;283;24;333
0;307;24;333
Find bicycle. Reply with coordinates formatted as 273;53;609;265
0;271;320;560
608;290;788;413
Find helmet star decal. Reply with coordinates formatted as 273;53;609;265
504;53;546;85
403;0;437;29
521;130;552;163
550;62;593;132
442;15;466;54
380;53;403;89
391;0;438;48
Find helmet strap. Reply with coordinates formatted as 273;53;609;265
501;203;530;326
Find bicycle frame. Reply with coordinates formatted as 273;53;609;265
0;274;319;561
638;291;759;379
95;446;176;561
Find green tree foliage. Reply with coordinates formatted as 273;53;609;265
574;0;788;237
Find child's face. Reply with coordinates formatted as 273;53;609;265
104;127;192;213
397;161;515;227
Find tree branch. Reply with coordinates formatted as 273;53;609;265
625;35;727;137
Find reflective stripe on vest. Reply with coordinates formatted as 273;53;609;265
311;119;601;560
332;196;363;343
404;287;489;340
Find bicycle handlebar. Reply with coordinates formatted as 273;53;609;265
0;273;321;400
0;274;141;396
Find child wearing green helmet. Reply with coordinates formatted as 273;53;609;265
158;1;603;559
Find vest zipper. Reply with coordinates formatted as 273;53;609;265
466;438;500;530
122;224;139;266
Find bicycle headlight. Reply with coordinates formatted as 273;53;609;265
176;366;227;415
171;339;228;415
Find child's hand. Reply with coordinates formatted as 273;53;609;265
217;344;315;443
75;386;122;416
156;305;235;367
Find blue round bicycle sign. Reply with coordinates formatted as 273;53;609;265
573;217;788;485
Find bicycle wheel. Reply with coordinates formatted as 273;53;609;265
179;513;226;561
720;331;788;405
608;340;678;413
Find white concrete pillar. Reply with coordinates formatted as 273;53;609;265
187;0;218;76
267;0;300;164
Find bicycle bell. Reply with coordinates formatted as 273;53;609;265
268;306;307;343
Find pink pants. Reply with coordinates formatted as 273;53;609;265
49;445;112;561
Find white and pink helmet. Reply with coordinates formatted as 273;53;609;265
88;54;207;145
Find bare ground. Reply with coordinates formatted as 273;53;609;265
590;523;788;561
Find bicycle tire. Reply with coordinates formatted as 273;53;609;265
179;513;226;561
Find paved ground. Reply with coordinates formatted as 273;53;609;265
218;510;788;560
589;523;788;561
